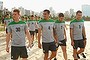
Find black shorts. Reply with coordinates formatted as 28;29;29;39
29;31;35;36
11;46;28;59
35;29;38;33
73;40;85;49
42;41;56;53
56;39;66;48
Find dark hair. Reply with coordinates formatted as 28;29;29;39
31;15;34;17
76;10;82;15
21;16;24;18
13;9;20;14
43;9;50;14
6;14;9;16
58;13;64;17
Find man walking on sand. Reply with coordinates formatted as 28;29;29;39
6;9;32;60
38;9;57;60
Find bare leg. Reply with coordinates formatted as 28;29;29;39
49;51;56;60
22;58;27;60
44;53;49;60
73;49;78;60
61;46;67;60
77;48;84;54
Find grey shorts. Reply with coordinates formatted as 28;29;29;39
42;41;56;53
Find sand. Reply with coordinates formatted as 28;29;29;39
0;21;90;60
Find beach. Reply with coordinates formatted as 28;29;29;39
0;21;90;60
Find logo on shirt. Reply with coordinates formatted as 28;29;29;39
16;27;20;32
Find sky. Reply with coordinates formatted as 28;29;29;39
0;0;90;13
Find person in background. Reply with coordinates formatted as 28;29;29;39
28;15;36;45
4;14;13;33
35;15;39;40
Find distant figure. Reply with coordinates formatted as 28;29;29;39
35;15;39;40
70;10;87;60
28;15;36;46
4;14;13;33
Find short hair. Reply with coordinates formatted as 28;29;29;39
31;15;34;17
35;15;37;17
6;14;9;16
76;10;82;15
13;9;20;14
58;13;64;17
43;9;50;14
21;16;24;18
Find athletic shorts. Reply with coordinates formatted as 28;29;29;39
35;29;38;33
56;39;66;48
42;41;56;53
73;40;85;49
11;46;28;59
29;31;35;36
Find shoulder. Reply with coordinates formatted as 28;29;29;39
70;19;76;24
39;19;54;23
8;21;26;26
55;20;65;23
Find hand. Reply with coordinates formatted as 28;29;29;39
38;43;41;49
6;46;9;53
65;38;67;42
27;43;33;48
71;40;74;46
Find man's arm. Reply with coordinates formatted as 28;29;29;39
82;26;86;39
70;28;74;41
38;28;42;48
53;28;58;43
64;28;67;41
25;29;32;47
70;28;74;46
6;33;11;52
4;22;6;30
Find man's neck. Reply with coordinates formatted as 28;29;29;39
76;18;81;20
59;19;63;22
14;19;19;22
44;18;49;20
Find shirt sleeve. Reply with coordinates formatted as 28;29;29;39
38;22;42;29
53;23;57;35
70;23;74;29
7;25;12;33
4;20;6;23
24;24;28;30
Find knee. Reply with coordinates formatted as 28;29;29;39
81;48;84;52
62;49;67;53
52;51;56;57
44;53;48;58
